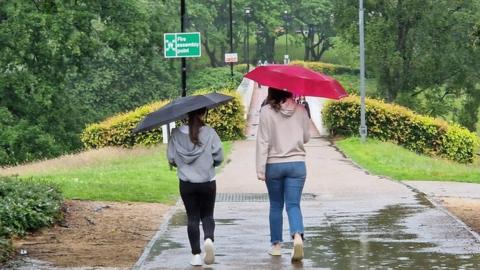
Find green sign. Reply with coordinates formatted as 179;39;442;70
164;32;201;58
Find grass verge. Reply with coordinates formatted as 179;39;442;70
336;137;480;183
3;142;232;203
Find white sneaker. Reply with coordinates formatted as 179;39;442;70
291;236;304;262
204;238;215;264
190;254;203;266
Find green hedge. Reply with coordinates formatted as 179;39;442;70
81;101;168;149
323;96;479;163
193;89;246;141
0;177;63;263
81;89;245;148
290;60;360;76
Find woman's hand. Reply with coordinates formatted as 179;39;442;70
257;173;266;181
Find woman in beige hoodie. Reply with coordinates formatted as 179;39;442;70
256;87;310;262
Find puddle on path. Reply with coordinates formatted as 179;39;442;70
305;202;480;269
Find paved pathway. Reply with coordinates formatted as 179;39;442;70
405;181;480;199
134;139;480;269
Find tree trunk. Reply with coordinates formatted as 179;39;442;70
311;34;331;61
255;31;265;63
202;31;219;67
459;88;480;131
265;35;275;62
304;37;310;61
220;45;226;67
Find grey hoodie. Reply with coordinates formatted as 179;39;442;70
167;125;224;183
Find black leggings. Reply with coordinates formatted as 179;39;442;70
179;180;216;255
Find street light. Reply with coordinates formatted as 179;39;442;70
181;0;186;97
359;0;368;141
229;0;233;78
244;7;252;71
282;10;291;64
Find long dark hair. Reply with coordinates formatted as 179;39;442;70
188;107;207;145
267;87;293;112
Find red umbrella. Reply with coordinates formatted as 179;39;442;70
244;64;348;99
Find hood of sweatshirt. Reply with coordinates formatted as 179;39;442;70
279;98;297;118
171;126;211;164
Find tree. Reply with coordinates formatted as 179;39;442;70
291;0;336;61
247;0;288;62
189;0;230;67
0;0;178;165
334;0;480;131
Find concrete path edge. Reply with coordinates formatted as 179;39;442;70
133;200;182;270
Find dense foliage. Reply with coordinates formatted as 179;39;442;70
188;67;244;92
323;96;479;163
81;89;245;148
0;177;63;263
0;1;178;166
334;0;480;131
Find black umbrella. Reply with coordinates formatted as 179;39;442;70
132;93;233;133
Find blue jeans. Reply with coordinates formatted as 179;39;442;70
265;161;306;244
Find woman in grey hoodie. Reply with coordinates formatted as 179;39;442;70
167;107;224;266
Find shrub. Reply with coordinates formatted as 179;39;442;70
193;89;246;141
0;177;63;263
188;67;243;92
81;101;168;149
290;60;360;76
233;63;248;74
0;237;12;264
323;96;479;163
81;89;245;148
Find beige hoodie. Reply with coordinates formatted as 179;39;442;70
256;98;310;180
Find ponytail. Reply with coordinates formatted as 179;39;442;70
188;108;206;145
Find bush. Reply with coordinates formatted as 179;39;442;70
0;237;12;264
81;101;168;149
290;60;360;76
323;96;479;163
81;89;245;148
0;177;63;263
188;67;243;92
233;64;249;74
193;89;246;141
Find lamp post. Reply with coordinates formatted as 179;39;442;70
181;0;186;97
283;10;291;64
359;0;368;141
244;7;252;71
229;0;233;78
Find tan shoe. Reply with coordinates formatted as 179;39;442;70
204;238;215;265
291;235;304;261
268;243;282;256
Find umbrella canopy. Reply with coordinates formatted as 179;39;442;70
244;65;348;99
132;93;233;133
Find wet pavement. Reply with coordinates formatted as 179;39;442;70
134;139;480;270
405;181;480;199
